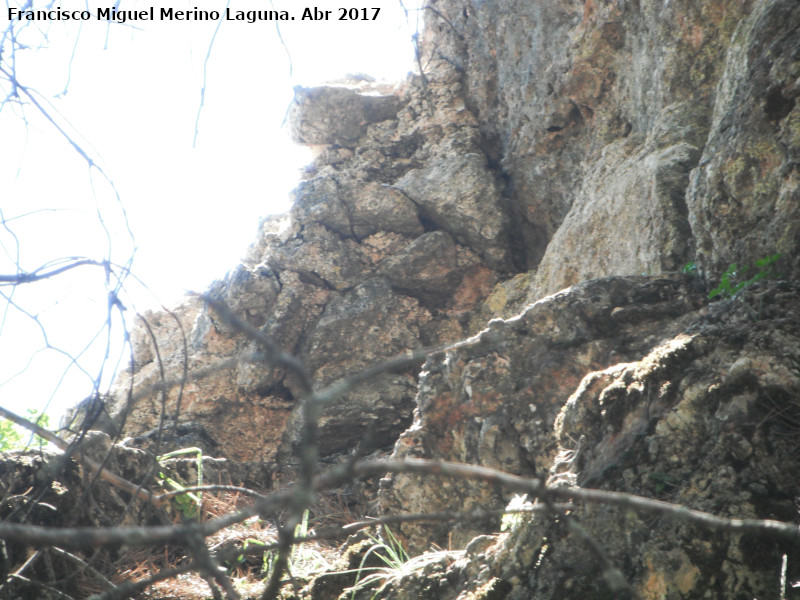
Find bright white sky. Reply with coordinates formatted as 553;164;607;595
0;0;421;423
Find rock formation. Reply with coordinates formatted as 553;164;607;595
380;277;800;598
33;0;800;597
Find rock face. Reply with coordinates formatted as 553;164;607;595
110;75;508;464
423;0;799;295
378;280;800;599
93;0;800;597
379;274;708;550
686;0;800;282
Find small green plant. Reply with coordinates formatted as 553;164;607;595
339;527;461;600
258;510;331;585
29;409;50;446
345;527;410;600
224;537;268;570
287;510;331;576
0;409;51;451
0;419;23;452
681;261;698;275
157;447;204;520
157;472;202;519
708;253;781;299
649;472;679;494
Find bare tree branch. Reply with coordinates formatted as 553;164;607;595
3;456;800;551
0;258;106;284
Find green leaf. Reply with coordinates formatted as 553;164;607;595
708;254;781;299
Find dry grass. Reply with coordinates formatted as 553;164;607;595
110;491;279;599
107;488;352;599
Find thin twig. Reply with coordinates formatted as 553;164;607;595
193;0;231;147
200;294;313;394
0;258;106;284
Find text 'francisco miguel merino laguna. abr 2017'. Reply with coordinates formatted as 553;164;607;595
7;6;381;23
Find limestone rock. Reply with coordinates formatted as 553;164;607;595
469;271;538;332
267;223;372;290
396;153;510;269
381;231;464;307
111;268;331;462
421;0;798;292
532;103;706;295
380;274;707;551
289;85;403;147
108;71;514;463
81;0;800;476
340;179;424;240
686;0;800;282
379;279;800;598
496;284;800;599
206;263;281;334
290;176;353;238
302;278;429;382
291;174;426;241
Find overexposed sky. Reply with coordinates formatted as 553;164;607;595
0;0;421;421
